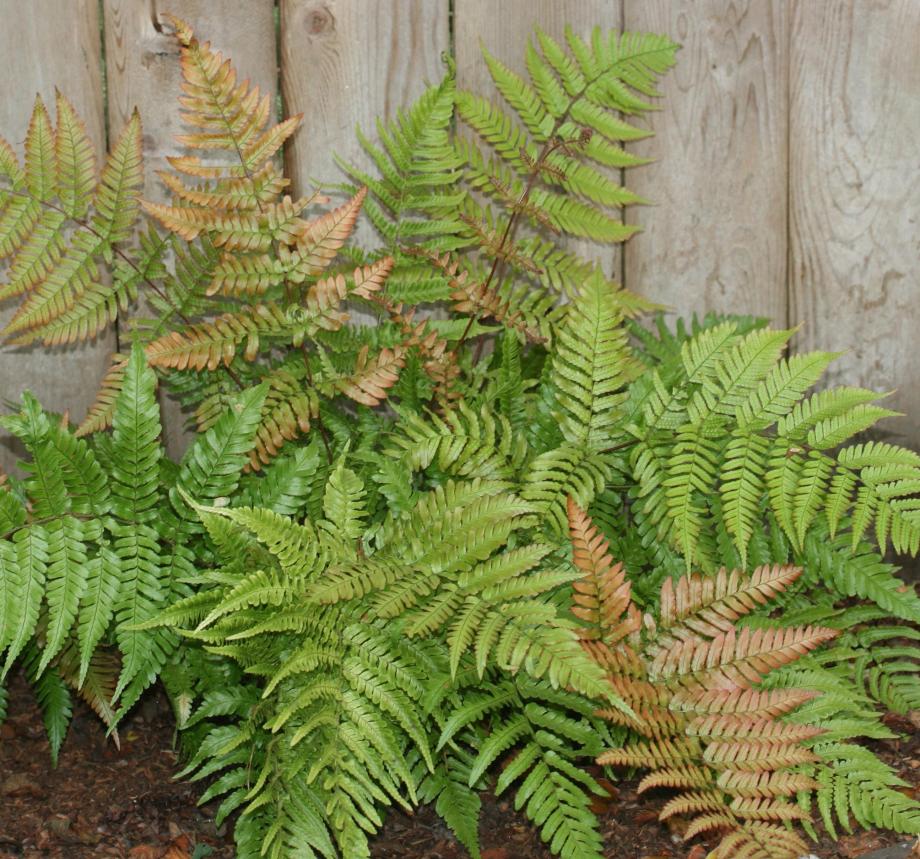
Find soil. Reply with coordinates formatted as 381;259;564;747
0;670;916;859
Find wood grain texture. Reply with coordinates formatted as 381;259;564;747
623;0;788;321
790;0;920;448
280;0;449;207
103;0;277;456
0;0;111;471
453;0;623;272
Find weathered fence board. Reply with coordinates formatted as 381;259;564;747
789;0;920;445
0;0;112;472
104;0;278;198
280;0;450;210
622;0;789;323
0;0;918;455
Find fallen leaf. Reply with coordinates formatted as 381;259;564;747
163;833;193;859
837;831;883;858
634;809;660;825
128;846;165;859
481;849;509;859
2;772;43;798
883;712;917;734
686;846;707;859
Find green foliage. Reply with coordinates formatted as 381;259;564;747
0;93;144;346
0;14;916;859
0;340;265;747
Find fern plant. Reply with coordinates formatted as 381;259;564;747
568;497;886;859
0;13;917;859
0;340;270;758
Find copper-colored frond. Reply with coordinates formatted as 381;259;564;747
336;344;408;407
250;370;318;469
687;714;823;744
351;257;394;299
709;825;809;859
290;188;367;281
637;765;712;794
650;625;838;689
683;812;736;841
158;163;287;212
207;252;284;298
716;770;819;798
567;498;632;641
659;790;726;820
729;797;809;822
145;304;289;371
669;687;818;718
702;740;818;771
598;737;698;769
658;564;802;641
76;353;129;436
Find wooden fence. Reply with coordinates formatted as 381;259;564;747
0;0;918;469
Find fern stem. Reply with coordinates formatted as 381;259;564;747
453;68;602;361
454;141;559;360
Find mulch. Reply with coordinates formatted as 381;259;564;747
0;670;916;859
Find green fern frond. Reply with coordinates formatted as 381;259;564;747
0;98;144;345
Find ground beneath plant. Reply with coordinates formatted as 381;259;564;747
0;671;916;859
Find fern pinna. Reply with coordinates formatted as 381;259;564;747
0;93;143;345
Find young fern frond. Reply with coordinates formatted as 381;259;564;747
143;14;303;248
568;500;839;859
0;95;144;346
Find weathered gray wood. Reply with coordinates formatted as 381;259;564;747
103;0;277;456
0;0;112;472
790;0;920;449
280;0;450;211
623;0;788;322
453;0;623;273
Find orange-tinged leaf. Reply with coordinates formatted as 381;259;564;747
289;187;366;281
649;625;838;689
76;353;129;436
567;497;633;641
337;344;408;406
659;564;802;640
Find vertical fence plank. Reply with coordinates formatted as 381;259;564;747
0;0;110;471
103;0;277;455
623;1;788;321
453;0;623;272
281;0;450;207
790;1;920;448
